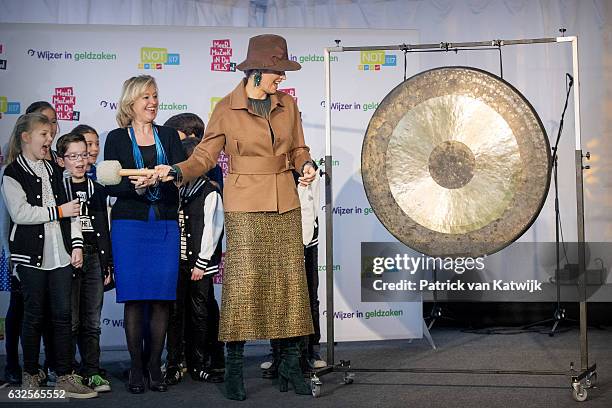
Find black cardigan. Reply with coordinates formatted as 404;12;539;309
104;125;186;221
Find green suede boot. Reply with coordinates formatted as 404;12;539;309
278;338;311;395
224;342;246;400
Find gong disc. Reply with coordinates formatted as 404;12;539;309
361;66;551;257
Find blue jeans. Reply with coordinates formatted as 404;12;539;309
71;248;104;376
18;264;72;376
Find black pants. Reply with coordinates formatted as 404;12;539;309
71;249;104;376
167;260;224;369
304;244;321;353
4;276;57;373
5;276;23;372
18;264;73;376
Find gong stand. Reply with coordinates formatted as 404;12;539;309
312;36;596;402
521;74;579;336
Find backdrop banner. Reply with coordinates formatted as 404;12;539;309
0;24;422;347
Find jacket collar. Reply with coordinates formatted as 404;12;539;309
229;79;284;114
180;176;208;204
17;153;54;177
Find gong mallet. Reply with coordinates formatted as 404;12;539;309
96;160;174;186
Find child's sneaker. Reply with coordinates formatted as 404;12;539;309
190;366;224;383
56;374;98;399
86;374;111;392
165;365;183;385
22;369;46;389
5;366;22;385
46;368;58;386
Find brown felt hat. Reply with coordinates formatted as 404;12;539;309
236;34;301;72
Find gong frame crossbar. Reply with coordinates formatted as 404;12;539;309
317;36;596;401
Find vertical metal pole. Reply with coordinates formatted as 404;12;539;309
324;47;334;366
567;36;588;370
576;149;588;370
557;35;588;371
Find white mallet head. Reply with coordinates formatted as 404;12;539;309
96;160;123;186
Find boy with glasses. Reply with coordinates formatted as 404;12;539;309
56;132;112;393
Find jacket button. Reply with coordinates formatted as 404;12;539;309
185;215;189;219
38;235;43;239
38;255;42;259
36;195;41;199
91;215;95;219
37;263;41;266
97;233;100;237
37;179;41;182
87;201;90;204
189;251;193;255
187;233;191;237
100;250;105;254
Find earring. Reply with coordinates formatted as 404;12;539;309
254;71;262;87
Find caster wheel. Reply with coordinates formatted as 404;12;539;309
586;373;597;388
343;373;354;385
312;383;321;398
572;386;588;402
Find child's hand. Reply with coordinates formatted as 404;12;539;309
71;248;83;268
104;268;113;286
191;267;205;281
60;199;80;217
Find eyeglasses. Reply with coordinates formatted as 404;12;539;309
63;152;90;161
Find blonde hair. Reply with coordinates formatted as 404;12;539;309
6;113;51;164
116;75;158;128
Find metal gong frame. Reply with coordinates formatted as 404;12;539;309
311;36;596;402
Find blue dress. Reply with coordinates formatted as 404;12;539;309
112;206;179;302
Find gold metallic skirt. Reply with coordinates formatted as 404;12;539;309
219;209;314;342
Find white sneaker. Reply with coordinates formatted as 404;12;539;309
260;361;273;370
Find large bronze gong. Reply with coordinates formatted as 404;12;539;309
361;66;551;257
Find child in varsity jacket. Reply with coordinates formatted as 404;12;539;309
165;137;225;384
56;132;112;393
2;113;97;398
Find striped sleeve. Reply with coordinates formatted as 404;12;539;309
196;191;224;273
2;176;58;225
70;215;83;249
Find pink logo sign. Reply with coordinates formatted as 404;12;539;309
52;87;79;121
217;151;229;180
210;39;236;72
213;252;225;284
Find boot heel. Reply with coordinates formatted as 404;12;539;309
279;375;288;392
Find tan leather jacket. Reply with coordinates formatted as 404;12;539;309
177;79;311;213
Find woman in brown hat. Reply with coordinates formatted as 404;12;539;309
156;34;316;400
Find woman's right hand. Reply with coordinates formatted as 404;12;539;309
60;199;80;218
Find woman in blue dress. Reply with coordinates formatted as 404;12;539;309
104;75;185;393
